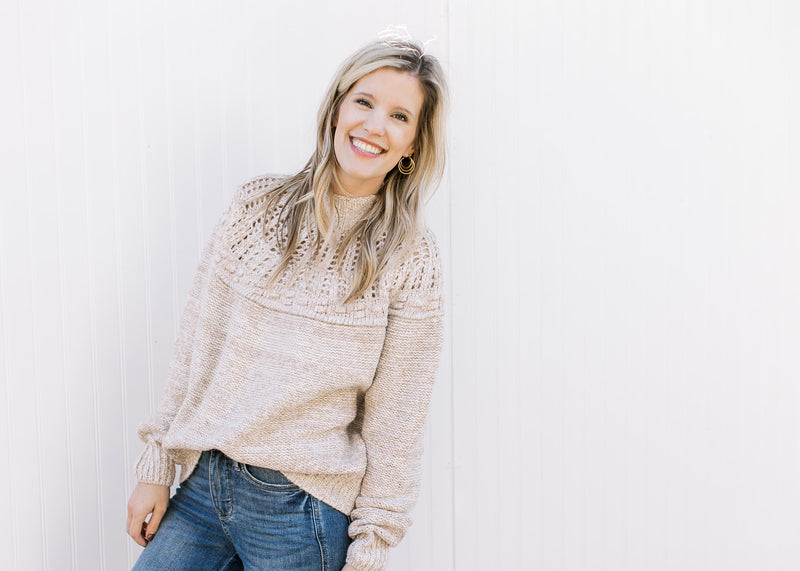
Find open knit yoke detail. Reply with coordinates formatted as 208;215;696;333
135;175;444;571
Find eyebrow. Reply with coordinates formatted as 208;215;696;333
353;91;416;119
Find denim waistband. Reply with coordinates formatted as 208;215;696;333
206;449;294;486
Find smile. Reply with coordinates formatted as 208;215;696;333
350;137;385;156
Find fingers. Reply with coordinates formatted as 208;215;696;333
144;502;168;542
127;496;154;547
127;506;149;547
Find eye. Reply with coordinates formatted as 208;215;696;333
392;112;409;122
355;97;372;108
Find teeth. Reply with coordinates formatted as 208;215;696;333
352;138;383;155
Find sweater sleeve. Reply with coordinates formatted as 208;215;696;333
134;195;239;486
345;230;445;571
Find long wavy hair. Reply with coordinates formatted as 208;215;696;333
254;38;448;302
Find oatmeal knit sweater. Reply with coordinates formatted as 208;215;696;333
134;175;444;571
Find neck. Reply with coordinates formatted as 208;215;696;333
333;173;383;198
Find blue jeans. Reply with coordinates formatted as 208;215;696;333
132;450;351;570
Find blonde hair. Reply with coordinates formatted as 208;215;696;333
254;39;448;302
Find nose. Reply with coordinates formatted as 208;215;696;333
362;111;386;136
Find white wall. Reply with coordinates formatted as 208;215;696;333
1;1;798;570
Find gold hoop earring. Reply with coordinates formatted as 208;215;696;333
398;155;415;175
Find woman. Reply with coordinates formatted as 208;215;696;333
126;37;448;571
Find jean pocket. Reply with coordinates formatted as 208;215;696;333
240;464;302;491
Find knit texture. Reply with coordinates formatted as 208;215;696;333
135;175;444;571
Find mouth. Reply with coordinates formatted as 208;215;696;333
350;137;386;156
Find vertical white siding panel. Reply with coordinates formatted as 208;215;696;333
561;3;594;569
448;1;800;570
450;2;579;567
0;1;31;567
422;186;455;571
514;2;548;569
47;0;85;565
49;2;99;569
447;1;479;568
9;1;56;569
33;0;86;568
0;241;17;571
451;0;551;566
532;2;569;568
73;2;113;568
493;1;526;565
134;0;176;422
104;4;138;567
102;5;166;567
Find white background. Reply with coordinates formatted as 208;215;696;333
1;1;798;569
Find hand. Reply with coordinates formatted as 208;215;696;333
126;482;170;547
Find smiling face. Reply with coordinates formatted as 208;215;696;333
332;67;424;197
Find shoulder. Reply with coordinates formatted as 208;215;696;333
234;173;289;204
216;174;291;228
385;228;444;319
208;174;290;240
401;228;442;289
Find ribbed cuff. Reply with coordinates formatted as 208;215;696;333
134;439;176;486
346;534;390;571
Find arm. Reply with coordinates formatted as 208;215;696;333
126;199;237;545
345;231;445;571
134;196;238;485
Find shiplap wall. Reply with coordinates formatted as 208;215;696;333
1;1;798;570
449;2;799;569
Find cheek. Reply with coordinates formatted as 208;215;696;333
333;116;349;146
334;111;355;144
333;133;347;164
399;131;416;155
335;105;354;130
